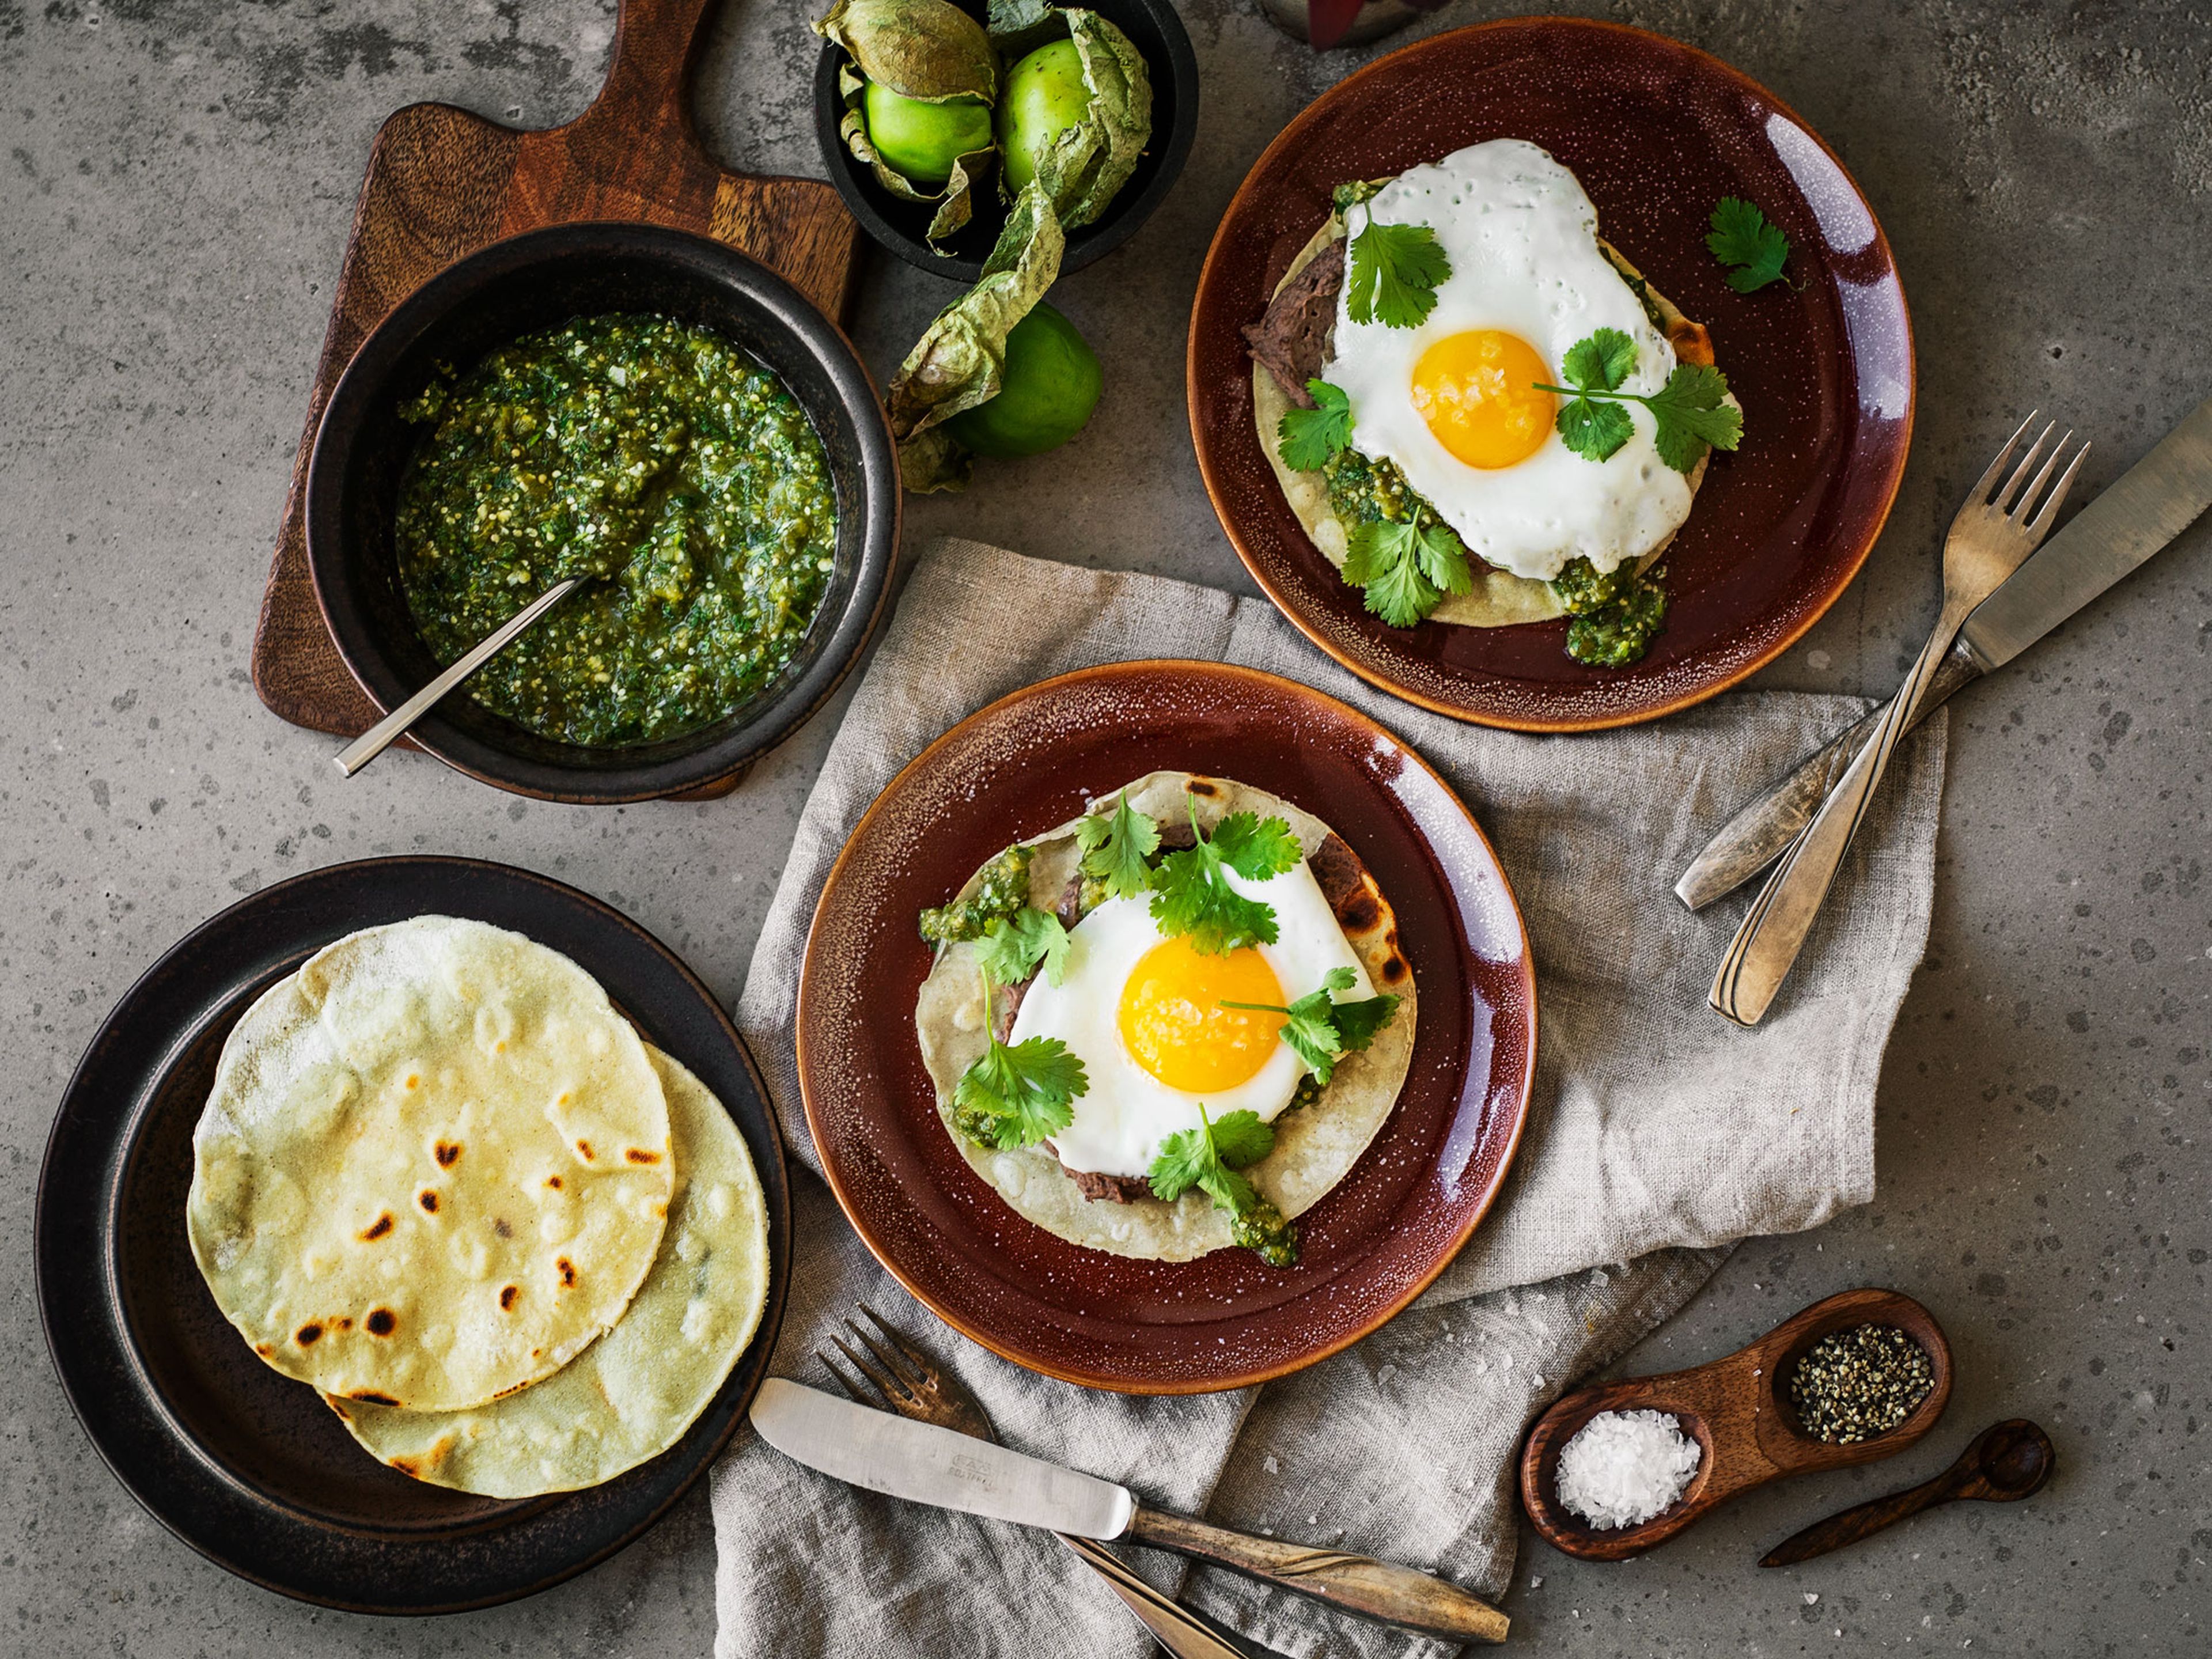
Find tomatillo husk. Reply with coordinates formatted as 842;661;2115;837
817;0;999;248
986;2;1151;231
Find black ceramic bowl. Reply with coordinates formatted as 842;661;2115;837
813;0;1199;283
305;222;899;804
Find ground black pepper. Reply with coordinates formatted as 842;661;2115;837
1786;1323;1934;1443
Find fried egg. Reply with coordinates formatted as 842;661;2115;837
1325;138;1693;583
1007;858;1373;1178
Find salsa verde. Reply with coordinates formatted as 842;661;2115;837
395;313;837;748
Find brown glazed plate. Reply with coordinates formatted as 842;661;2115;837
1188;18;1915;732
795;661;1536;1395
35;857;790;1612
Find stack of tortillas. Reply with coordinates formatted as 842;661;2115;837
186;915;770;1499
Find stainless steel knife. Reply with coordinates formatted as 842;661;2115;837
1676;393;2212;910
748;1378;1510;1645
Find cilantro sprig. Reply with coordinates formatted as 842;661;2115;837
1706;197;1790;293
1148;1105;1300;1266
951;972;1087;1152
1536;327;1743;475
1220;965;1401;1087
1147;793;1301;955
1276;380;1353;472
1346;218;1451;329
1147;1104;1276;1213
1344;517;1473;629
1074;792;1161;903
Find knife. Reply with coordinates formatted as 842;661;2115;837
1676;393;2212;910
748;1378;1510;1645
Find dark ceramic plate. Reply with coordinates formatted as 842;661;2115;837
796;661;1536;1395
812;0;1199;284
306;222;899;803
35;858;790;1613
1188;18;1915;732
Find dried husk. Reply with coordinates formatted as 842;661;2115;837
988;3;1152;230
818;0;999;248
887;181;1066;493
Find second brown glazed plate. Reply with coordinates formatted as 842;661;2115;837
796;662;1536;1394
1189;18;1914;731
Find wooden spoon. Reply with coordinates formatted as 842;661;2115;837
1759;1419;2055;1567
1519;1287;1952;1562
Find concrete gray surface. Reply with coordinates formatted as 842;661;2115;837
2;0;2207;1653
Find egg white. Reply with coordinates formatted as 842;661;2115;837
1326;138;1693;583
1008;858;1374;1179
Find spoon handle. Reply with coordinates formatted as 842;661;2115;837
1759;1469;1959;1568
332;578;580;778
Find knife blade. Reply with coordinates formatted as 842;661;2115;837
749;1377;1135;1539
1675;392;2212;910
749;1379;1511;1644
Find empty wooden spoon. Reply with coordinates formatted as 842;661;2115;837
1520;1288;1953;1562
1759;1419;2055;1567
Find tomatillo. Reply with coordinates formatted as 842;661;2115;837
996;39;1091;194
941;303;1102;457
863;82;993;189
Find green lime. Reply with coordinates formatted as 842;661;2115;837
995;39;1092;194
942;303;1103;458
862;82;993;190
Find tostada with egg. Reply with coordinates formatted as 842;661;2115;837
914;771;1414;1268
1245;138;1745;668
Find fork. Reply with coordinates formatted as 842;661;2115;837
819;1308;1262;1659
1709;414;2088;1024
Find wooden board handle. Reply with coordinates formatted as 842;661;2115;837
573;0;721;153
1124;1506;1509;1645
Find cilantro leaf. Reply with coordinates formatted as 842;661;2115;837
1221;964;1401;1087
1328;992;1402;1055
1643;362;1744;473
1147;793;1289;955
1346;219;1452;329
975;906;1071;988
1148;1105;1275;1206
952;1032;1086;1150
1276;380;1354;472
1075;792;1161;902
1414;521;1474;597
1207;1108;1276;1169
1555;396;1637;463
1707;196;1790;293
1562;327;1637;393
1208;812;1302;882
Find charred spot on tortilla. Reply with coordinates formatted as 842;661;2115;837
365;1307;398;1337
499;1285;520;1310
296;1323;324;1346
556;1257;578;1289
418;1190;439;1213
575;1138;594;1161
624;1146;662;1165
434;1139;462;1166
359;1211;393;1242
350;1390;400;1406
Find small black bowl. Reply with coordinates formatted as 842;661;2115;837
305;222;899;804
813;0;1199;283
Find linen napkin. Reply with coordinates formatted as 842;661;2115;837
711;538;1946;1659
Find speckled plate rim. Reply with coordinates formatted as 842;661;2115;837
793;659;1539;1395
1187;16;1917;733
34;856;792;1614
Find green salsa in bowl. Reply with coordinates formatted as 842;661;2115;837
306;224;897;802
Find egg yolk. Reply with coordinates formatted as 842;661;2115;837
1410;329;1555;469
1116;937;1287;1093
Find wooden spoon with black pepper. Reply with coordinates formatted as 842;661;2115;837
1759;1419;2056;1567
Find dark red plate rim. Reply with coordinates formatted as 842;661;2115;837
1188;17;1915;732
794;660;1537;1394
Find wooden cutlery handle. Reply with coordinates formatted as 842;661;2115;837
1124;1507;1509;1645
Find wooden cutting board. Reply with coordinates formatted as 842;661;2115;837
249;0;860;787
